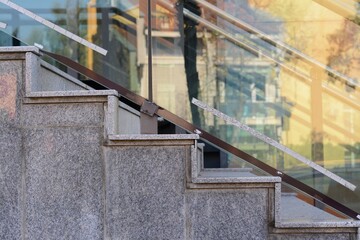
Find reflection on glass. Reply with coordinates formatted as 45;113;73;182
148;0;360;214
0;0;143;94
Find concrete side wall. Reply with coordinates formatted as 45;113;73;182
0;55;24;240
104;143;189;239
186;189;270;239
36;65;88;91
0;49;107;239
27;54;91;92
21;101;105;240
117;102;140;134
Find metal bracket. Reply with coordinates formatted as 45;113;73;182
140;100;159;117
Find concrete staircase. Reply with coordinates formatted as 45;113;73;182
1;47;360;239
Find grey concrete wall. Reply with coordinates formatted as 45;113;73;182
36;66;87;91
104;142;189;239
31;61;91;92
0;53;24;240
0;48;107;239
25;54;91;92
21;101;105;240
117;103;140;134
23;51;90;94
186;189;269;239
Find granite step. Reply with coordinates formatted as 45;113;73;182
193;168;281;184
277;193;360;228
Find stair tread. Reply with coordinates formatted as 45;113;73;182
200;170;257;178
278;194;360;227
194;169;281;183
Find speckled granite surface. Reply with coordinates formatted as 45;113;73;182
104;145;189;240
186;189;269;240
23;127;104;240
0;57;24;240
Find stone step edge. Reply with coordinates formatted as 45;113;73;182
275;221;360;229
106;134;199;146
192;174;281;184
26;90;118;98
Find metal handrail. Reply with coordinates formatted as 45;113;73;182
41;49;360;219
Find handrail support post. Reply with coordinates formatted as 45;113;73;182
140;100;159;134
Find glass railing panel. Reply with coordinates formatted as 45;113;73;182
281;182;350;221
147;0;360;215
0;0;144;94
199;137;271;172
244;0;360;81
148;0;190;120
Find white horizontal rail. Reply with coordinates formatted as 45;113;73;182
192;98;356;191
0;0;107;56
0;21;6;29
183;9;311;82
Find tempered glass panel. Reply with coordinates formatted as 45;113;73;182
199;137;271;173
0;0;143;94
148;0;188;116
148;0;360;215
281;182;350;221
